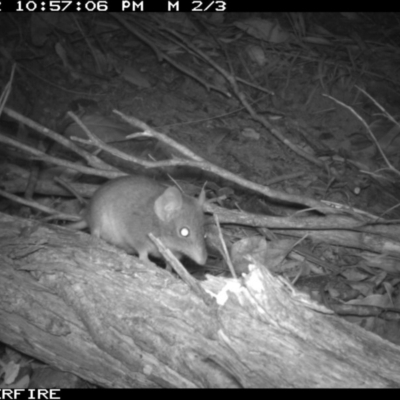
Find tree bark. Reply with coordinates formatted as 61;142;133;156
0;211;399;388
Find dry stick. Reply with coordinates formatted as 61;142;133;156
54;177;86;205
72;15;102;75
2;107;110;171
375;203;400;220
0;64;15;115
324;94;400;178
68;112;228;173
281;234;309;286
0;133;122;180
358;86;400;130
209;202;400;239
110;13;230;97
66;112;190;168
0;188;80;221
214;214;237;279
116;111;346;215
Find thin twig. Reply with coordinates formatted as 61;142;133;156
0;64;15;115
0;132;122;179
324;93;400;177
214;214;237;279
357;86;400;130
0;188;80;221
3;107;109;170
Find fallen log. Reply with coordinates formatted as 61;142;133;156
0;212;399;388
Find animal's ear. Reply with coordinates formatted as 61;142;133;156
154;187;183;222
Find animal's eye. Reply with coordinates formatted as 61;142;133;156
180;227;190;238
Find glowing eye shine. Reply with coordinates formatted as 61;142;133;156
180;227;190;238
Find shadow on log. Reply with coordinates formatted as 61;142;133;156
0;211;399;388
